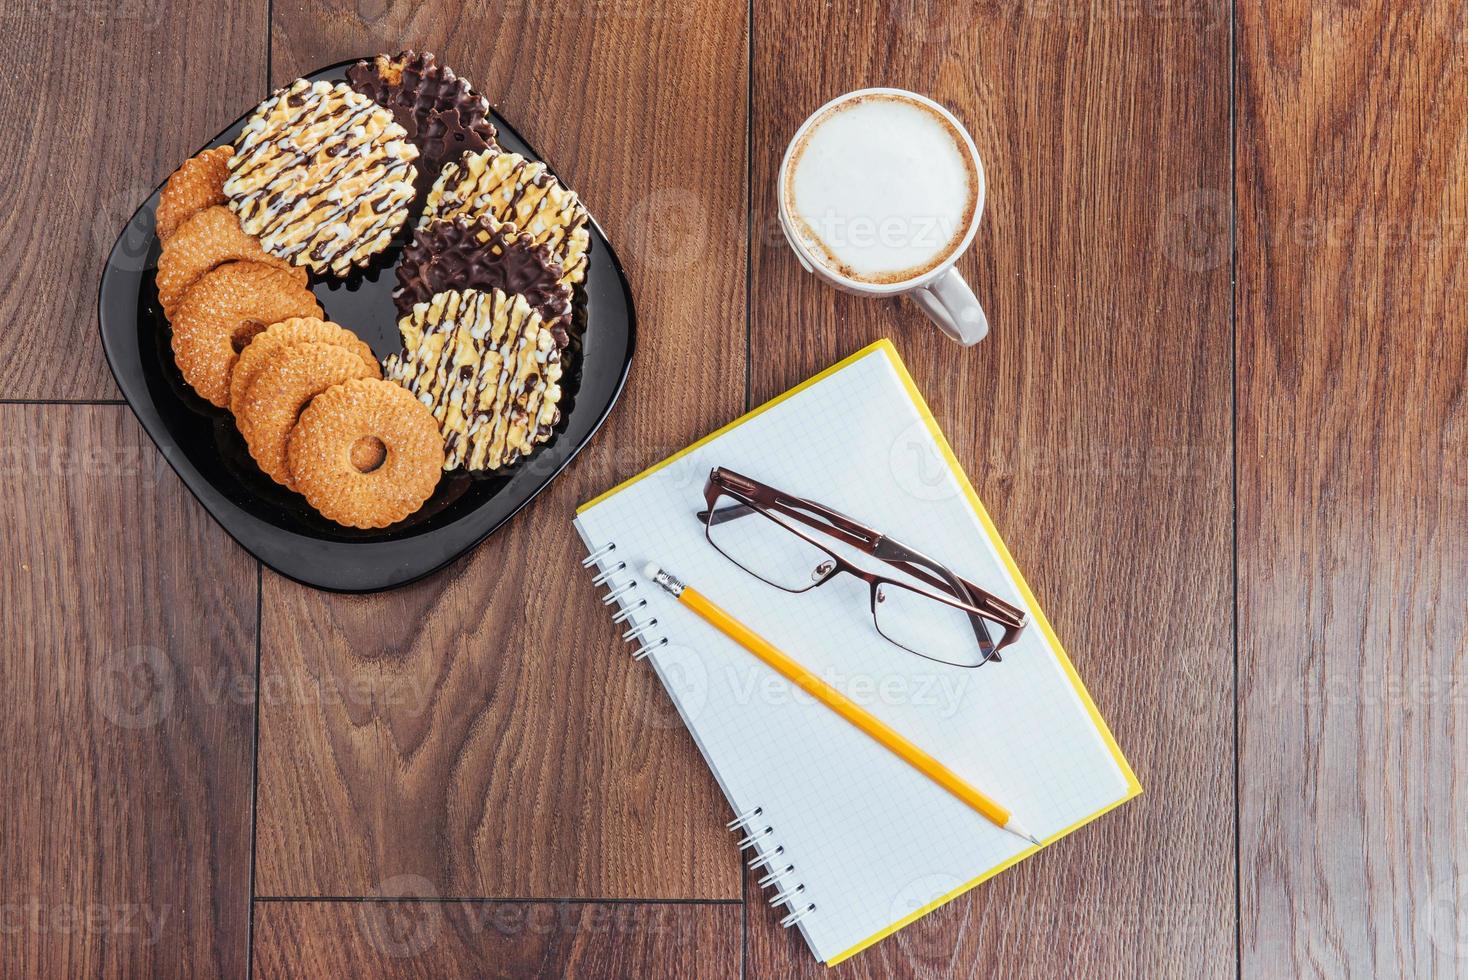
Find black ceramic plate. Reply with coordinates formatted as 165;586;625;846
97;60;635;593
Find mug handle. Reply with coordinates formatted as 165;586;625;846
909;267;989;345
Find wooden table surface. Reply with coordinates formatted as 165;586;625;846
2;1;1464;976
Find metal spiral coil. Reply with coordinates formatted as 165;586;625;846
584;540;668;660
729;810;814;930
585;541;815;931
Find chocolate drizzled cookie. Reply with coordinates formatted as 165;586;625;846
385;288;562;472
346;51;496;192
394;216;573;346
225;79;419;276
422;149;591;288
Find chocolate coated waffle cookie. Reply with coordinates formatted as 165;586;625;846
422;149;589;288
384;288;562;472
393;215;573;345
346;50;496;192
225;79;418;276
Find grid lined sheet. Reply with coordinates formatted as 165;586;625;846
573;346;1134;962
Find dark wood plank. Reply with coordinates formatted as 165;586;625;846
253;899;740;978
747;0;1233;974
254;5;747;899
0;1;267;399
1237;3;1468;975
0;405;258;976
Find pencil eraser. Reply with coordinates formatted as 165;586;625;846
643;562;661;579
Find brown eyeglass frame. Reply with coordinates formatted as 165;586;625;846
697;467;1028;666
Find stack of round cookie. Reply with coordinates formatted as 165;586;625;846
153;52;591;528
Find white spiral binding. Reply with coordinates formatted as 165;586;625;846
728;807;815;929
590;561;626;587
584;539;669;662
584;542;814;931
581;542;616;566
748;846;784;870
612;602;646;625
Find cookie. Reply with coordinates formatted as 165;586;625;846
384;288;562;471
346;50;496;193
170;262;322;407
228;317;379;417
393;215;572;345
225;79;419;276
156;146;234;241
421;149;590;287
155;206;306;319
287;378;444;528
237;342;380;487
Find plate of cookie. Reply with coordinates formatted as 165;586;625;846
97;54;636;592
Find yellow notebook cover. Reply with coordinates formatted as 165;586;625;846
574;339;1140;964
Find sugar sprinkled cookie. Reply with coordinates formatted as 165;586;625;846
393;215;572;345
384;288;562;471
421;149;589;287
287;377;444;528
225;79;419;276
346;50;496;194
155;206;306;318
228;316;378;417
156;147;235;241
237;342;380;487
170;262;322;407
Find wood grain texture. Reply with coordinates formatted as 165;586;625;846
253;900;740;979
0;0;266;399
254;3;747;900
0;406;258;976
1237;3;1468;976
747;0;1233;975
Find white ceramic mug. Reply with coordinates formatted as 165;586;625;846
777;88;989;345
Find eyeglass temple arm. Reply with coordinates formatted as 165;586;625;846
872;537;1026;626
871;537;1028;656
701;478;892;554
700;495;878;553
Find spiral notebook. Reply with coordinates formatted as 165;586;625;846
573;340;1140;964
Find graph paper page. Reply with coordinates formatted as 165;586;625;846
574;343;1137;962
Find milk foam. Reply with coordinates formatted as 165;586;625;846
785;94;976;284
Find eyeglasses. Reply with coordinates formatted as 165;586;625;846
697;467;1027;668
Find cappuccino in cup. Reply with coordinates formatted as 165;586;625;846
782;92;979;285
777;89;990;344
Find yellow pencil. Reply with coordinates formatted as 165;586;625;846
643;563;1042;846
